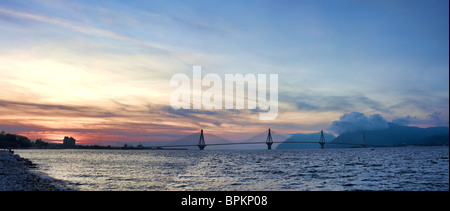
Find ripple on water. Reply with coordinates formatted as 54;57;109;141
13;146;449;191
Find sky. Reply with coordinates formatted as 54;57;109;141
0;0;448;145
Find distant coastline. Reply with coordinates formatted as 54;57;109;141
0;131;187;150
3;114;448;151
277;123;449;149
2;124;449;151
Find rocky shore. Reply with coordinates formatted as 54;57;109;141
0;151;73;191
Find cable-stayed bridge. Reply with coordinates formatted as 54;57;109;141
150;128;382;150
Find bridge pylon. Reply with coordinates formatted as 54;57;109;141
362;131;366;148
198;129;206;150
319;130;326;149
266;128;273;150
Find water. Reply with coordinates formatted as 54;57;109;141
16;146;449;191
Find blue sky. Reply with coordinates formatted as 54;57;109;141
0;0;448;144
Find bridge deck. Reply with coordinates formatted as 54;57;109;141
150;141;386;148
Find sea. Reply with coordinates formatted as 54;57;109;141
15;146;449;191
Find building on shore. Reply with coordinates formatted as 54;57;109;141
62;136;76;147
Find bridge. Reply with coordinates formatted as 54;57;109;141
153;128;380;150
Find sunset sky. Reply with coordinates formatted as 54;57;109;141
0;0;448;145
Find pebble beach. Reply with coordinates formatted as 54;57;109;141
0;151;72;191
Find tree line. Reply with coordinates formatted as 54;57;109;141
0;131;48;148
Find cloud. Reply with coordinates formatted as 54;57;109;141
0;99;120;118
0;124;42;133
0;99;205;143
392;112;448;127
0;7;168;54
389;95;449;113
284;92;389;113
295;101;320;110
428;111;442;121
392;115;415;126
163;106;243;128
329;112;389;134
165;107;220;118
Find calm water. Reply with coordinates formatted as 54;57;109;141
16;146;449;191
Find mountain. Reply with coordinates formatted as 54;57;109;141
329;123;449;147
234;130;289;149
276;132;336;149
166;133;232;149
165;130;289;150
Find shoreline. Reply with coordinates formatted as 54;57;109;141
0;151;74;191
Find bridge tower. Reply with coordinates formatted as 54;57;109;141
362;131;366;148
319;130;326;149
198;129;206;150
266;128;273;150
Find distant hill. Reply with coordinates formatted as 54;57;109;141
166;133;232;149
166;130;289;150
329;123;449;147
276;132;336;149
233;130;289;149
